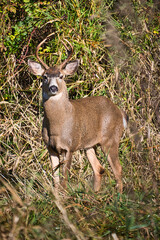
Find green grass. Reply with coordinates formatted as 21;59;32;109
0;0;160;239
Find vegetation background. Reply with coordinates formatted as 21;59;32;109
0;0;159;239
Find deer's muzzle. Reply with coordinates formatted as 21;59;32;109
49;85;58;94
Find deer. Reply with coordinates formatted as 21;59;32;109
28;33;128;193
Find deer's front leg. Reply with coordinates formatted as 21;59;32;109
42;123;60;188
48;147;60;188
61;151;72;188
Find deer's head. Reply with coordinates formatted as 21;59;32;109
28;33;79;100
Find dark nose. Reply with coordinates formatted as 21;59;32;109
49;85;58;93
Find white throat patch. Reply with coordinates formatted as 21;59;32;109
50;92;63;101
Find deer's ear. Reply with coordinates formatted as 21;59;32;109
62;60;79;76
28;59;45;76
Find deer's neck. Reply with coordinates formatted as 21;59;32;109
43;91;72;123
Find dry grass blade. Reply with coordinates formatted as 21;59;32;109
0;177;23;207
53;189;86;240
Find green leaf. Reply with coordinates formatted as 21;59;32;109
8;6;16;13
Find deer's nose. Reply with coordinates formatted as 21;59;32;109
49;85;58;94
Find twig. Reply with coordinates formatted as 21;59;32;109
52;189;86;240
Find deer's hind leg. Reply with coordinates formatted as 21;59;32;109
101;142;123;193
86;148;105;192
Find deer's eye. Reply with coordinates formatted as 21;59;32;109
59;74;63;79
43;76;48;83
